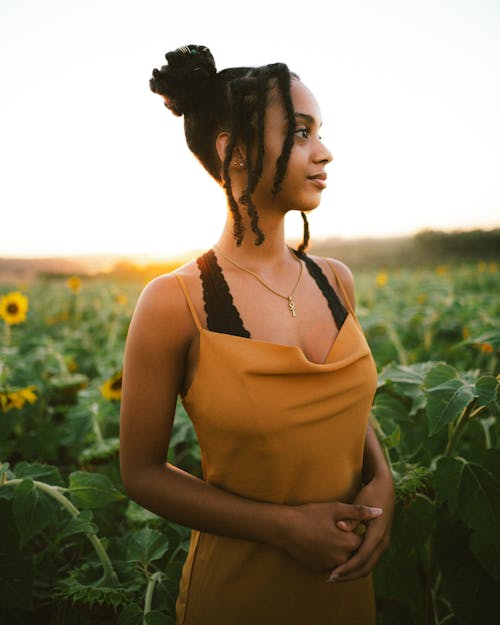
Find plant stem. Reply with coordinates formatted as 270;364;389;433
53;349;69;375
385;322;408;365
2;478;118;586
371;416;394;473
3;322;11;347
144;571;163;623
430;570;441;625
106;320;118;351
445;403;474;456
478;415;493;449
91;402;105;446
169;543;186;562
438;614;456;625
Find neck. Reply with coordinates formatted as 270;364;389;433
216;208;293;266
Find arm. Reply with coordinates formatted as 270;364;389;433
324;259;395;582
119;274;284;546
330;424;394;582
119;272;382;573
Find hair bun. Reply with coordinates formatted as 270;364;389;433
150;44;217;116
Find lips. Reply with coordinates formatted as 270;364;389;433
308;173;327;189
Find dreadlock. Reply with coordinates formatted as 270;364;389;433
222;81;246;245
149;44;309;250
298;212;310;253
269;64;296;197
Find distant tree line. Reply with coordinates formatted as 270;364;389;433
310;228;500;270
413;228;500;260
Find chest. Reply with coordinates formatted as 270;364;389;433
227;273;341;363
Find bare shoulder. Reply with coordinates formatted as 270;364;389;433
307;254;356;311
129;259;200;344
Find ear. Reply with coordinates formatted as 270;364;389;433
216;132;246;167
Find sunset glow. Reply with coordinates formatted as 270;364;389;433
1;0;499;260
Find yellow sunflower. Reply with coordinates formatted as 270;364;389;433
0;385;38;412
376;272;388;287
100;371;122;401
67;276;82;293
0;291;29;325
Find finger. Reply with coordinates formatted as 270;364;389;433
330;524;381;574
334;503;383;522
331;545;384;582
336;519;358;531
328;529;385;581
336;520;367;535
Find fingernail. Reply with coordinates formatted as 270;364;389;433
369;507;383;515
328;573;340;583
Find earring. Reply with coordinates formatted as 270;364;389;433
232;161;246;169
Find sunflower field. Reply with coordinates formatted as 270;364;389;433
0;261;499;625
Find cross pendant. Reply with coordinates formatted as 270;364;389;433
288;297;296;317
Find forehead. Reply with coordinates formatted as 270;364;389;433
267;78;322;125
290;80;321;119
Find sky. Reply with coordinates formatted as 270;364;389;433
1;0;499;259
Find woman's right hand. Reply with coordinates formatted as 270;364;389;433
278;502;383;573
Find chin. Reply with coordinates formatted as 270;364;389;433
299;198;322;212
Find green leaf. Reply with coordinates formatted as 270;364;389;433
373;497;435;623
424;364;476;435
0;499;34;610
69;471;125;509
435;456;500;579
0;462;13;499
475;375;499;415
435;508;500;623
0;461;9;482
377;362;433;415
481;449;500;484
434;456;462;513
59;510;98;539
118;603;143;625
127;528;169;567
12;479;57;547
145;610;175;625
469;522;500;581
469;331;500;350
384;426;401;450
13;461;64;486
126;500;163;526
372;393;410;424
79;437;120;464
378;362;434;386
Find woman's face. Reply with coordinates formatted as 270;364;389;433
251;78;333;214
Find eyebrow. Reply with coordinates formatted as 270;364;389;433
294;112;323;127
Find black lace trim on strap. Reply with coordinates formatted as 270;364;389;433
196;249;251;338
293;250;348;330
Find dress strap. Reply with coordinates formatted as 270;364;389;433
197;250;250;338
293;250;348;330
175;274;202;331
326;261;354;315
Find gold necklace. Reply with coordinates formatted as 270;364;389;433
213;245;303;317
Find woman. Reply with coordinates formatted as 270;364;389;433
120;44;394;625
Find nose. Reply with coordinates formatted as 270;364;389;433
314;139;333;165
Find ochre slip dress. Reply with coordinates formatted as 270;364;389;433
173;250;378;625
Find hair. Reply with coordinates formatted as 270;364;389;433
150;44;310;251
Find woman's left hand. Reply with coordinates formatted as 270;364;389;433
327;472;395;582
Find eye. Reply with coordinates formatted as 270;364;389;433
295;127;310;139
